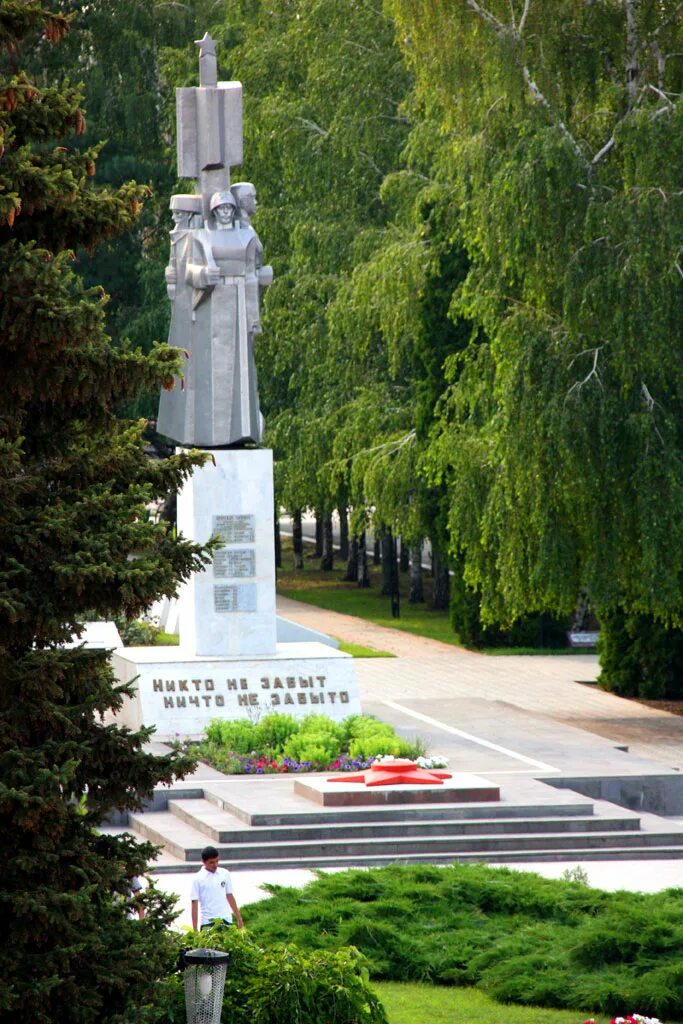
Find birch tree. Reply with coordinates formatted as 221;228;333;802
389;0;683;632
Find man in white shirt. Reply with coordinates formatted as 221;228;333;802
190;846;244;931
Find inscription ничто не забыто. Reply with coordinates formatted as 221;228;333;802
152;673;351;711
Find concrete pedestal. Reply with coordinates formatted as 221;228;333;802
112;641;360;739
177;448;276;657
294;774;501;807
112;447;361;738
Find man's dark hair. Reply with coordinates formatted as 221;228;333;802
201;846;219;861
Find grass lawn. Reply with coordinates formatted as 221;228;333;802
277;542;580;654
156;630;179;645
277;545;462;646
374;982;598;1024
335;639;395;657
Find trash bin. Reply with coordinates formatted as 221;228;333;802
182;948;231;1024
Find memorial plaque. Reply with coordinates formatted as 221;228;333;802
214;548;255;579
213;583;257;613
213;514;255;544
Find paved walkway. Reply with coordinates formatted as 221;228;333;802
276;595;683;770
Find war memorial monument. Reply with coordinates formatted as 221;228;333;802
113;35;360;739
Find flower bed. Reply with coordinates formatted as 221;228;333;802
583;1017;662;1024
190;712;429;775
203;752;380;775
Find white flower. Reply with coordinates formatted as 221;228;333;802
417;756;449;769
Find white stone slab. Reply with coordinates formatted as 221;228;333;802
177;448;277;657
294;772;501;806
65;621;123;650
276;617;339;648
112;641;360;739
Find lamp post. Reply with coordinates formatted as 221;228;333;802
182;948;230;1024
390;532;400;619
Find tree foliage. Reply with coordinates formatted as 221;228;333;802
0;7;210;1021
389;0;683;628
25;0;683;671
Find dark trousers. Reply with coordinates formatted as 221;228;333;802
201;918;231;930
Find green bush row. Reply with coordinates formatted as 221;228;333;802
243;863;683;1019
202;712;420;766
598;607;683;698
153;925;387;1024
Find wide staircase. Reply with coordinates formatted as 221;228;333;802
127;783;683;872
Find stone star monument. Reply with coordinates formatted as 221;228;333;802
113;36;360;739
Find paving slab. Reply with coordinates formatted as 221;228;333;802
362;697;680;777
277;595;683;771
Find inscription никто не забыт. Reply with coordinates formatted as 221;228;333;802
151;673;350;711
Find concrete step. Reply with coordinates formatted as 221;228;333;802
150;844;683;873
201;790;597;826
167;798;637;844
129;808;683;864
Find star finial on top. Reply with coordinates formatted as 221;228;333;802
194;32;218;86
194;32;217;57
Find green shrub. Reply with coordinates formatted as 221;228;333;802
283;729;342;765
343;714;382;739
154;924;387;1024
257;712;300;752
344;717;423;759
448;559;570;649
298;713;345;743
340;714;369;745
248;944;387;1024
201;712;423;770
115;615;163;646
349;728;410;760
598;607;683;698
244;864;683;1019
205;718;261;754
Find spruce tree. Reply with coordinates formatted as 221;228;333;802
0;6;209;1021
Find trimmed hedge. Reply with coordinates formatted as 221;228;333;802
243;864;683;1019
598;608;683;698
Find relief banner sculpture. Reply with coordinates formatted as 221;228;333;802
158;33;272;448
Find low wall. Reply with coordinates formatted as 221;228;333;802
545;773;683;815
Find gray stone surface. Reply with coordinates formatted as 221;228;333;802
120;768;683;871
157;34;271;448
